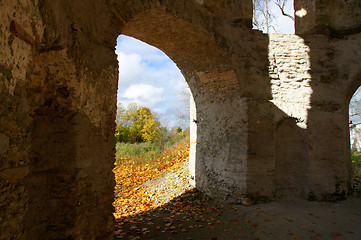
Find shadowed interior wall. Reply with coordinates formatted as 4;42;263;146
295;0;361;36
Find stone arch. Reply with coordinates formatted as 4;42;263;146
346;70;361;104
117;7;246;201
11;0;361;239
19;2;250;238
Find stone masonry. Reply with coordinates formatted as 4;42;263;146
1;0;361;239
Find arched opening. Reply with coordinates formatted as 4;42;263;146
111;8;249;239
20;4;248;238
113;34;194;219
5;0;361;238
349;87;361;151
348;72;361;196
118;8;247;203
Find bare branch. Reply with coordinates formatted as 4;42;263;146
275;0;294;21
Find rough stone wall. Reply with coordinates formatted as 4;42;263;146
24;49;117;239
1;0;118;239
267;32;361;200
268;34;311;198
23;0;119;238
305;33;361;200
295;0;361;36
0;1;43;239
350;124;361;151
187;70;249;203
2;0;361;239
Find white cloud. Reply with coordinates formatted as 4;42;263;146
117;52;143;85
116;36;170;64
153;108;166;115
122;84;165;107
116;35;190;128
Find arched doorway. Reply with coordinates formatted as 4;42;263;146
113;34;194;218
348;71;361;196
21;3;246;238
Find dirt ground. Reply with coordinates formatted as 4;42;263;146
115;190;361;240
115;163;361;240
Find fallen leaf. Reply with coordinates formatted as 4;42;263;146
331;232;341;237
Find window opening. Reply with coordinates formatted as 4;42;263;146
253;0;295;33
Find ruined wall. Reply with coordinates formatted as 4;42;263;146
267;32;361;200
268;34;311;198
305;33;361;200
187;70;249;203
295;0;361;36
24;0;119;238
0;1;43;239
350;124;361;151
1;0;118;239
2;0;361;239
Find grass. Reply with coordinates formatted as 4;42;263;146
351;150;361;179
115;132;188;166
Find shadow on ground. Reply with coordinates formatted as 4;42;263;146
115;189;361;240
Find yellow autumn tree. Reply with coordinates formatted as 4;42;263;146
115;103;161;143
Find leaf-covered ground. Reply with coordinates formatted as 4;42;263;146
114;142;361;239
113;138;191;218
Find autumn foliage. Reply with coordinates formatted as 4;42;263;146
115;103;161;143
113;136;190;218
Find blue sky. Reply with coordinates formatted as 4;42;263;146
254;0;295;34
115;1;296;128
115;35;189;128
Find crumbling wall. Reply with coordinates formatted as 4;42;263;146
187;70;249;203
2;0;361;239
1;0;118;238
24;49;117;239
268;34;311;199
305;33;361;200
0;1;43;239
295;0;361;36
268;32;361;200
350;124;361;151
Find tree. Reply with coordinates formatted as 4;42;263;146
253;0;294;33
253;0;274;33
275;0;294;21
115;103;161;143
176;86;191;129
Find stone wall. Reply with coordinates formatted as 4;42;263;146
295;0;361;36
268;34;311;199
1;0;361;239
350;123;361;151
0;1;43;239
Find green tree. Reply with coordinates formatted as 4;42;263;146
115;103;161;143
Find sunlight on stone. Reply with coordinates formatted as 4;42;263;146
295;8;307;18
